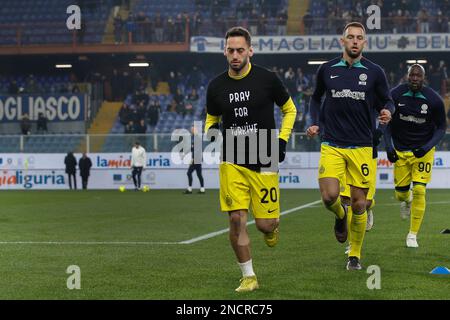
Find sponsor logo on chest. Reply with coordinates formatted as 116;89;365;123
358;73;367;86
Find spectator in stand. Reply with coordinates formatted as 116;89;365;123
125;120;135;134
187;88;199;103
143;15;153;42
135;11;147;43
111;69;122;101
417;8;429;33
167;71;178;95
135;118;148;150
8;80;18;94
147;99;161;132
174;13;186;42
174;88;185;114
191;11;203;36
276;9;287;35
284;67;297;96
438;60;448;97
20;113;31;135
136;100;147;121
154;12;164;43
434;11;449;33
25;75;40;93
119;103;131;126
36;113;48;133
295;67;310;94
126;12;137;43
303;10;313;34
113;15;123;44
166;16;176;42
249;9;259;35
258;13;267;35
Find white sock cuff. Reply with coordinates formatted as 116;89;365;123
237;259;255;277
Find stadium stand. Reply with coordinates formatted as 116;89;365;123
0;0;449;154
0;0;112;45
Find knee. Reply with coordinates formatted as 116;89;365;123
255;219;278;233
351;198;366;215
229;213;242;234
322;192;339;208
412;184;426;197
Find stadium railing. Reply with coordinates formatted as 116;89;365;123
2;132;450;153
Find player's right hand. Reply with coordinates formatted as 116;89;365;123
386;149;399;163
306;125;320;137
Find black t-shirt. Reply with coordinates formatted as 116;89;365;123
206;64;290;170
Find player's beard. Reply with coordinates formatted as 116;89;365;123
345;46;362;59
409;82;422;92
229;57;248;73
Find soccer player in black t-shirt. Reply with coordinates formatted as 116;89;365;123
205;27;296;292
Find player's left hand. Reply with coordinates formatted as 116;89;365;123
278;138;287;163
373;128;383;146
378;109;391;124
413;147;427;158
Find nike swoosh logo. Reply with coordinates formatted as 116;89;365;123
268;209;277;213
398;103;406;106
330;75;339;79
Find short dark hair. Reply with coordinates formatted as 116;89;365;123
135;141;140;145
225;26;251;46
342;22;366;35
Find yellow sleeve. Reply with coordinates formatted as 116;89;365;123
205;113;221;133
279;97;297;142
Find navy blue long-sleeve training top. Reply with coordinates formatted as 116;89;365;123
385;83;447;152
310;56;395;147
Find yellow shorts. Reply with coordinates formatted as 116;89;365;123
219;162;280;219
340;158;377;200
319;144;374;189
394;148;435;187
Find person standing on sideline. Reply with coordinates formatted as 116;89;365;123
64;152;77;190
384;64;447;248
131;141;146;191
205;27;296;292
306;22;394;270
184;125;205;194
78;153;93;190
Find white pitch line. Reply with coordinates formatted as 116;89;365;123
0;241;179;245
0;200;322;246
376;200;450;206
179;199;322;244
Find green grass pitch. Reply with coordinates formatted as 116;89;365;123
0;189;448;299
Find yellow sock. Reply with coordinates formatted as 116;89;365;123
346;205;353;244
410;184;426;235
325;198;345;219
349;211;367;259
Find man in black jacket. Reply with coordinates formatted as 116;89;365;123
79;153;93;190
64;152;77;190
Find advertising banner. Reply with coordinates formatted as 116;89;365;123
0;94;86;122
1;152;450;189
191;33;450;54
